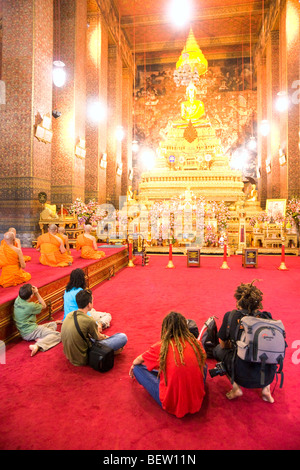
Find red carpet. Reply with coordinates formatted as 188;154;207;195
1;254;300;450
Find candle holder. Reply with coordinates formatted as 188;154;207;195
166;239;175;268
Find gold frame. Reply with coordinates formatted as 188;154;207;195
266;199;286;219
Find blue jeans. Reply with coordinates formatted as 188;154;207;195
100;333;127;351
133;364;162;406
133;363;208;407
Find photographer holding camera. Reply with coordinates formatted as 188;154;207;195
210;280;277;403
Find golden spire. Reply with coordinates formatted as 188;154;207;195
176;28;208;77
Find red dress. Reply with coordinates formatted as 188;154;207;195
142;340;206;418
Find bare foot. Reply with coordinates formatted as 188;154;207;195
262;386;275;403
29;344;40;357
226;384;243;400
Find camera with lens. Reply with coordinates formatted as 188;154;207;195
209;362;227;378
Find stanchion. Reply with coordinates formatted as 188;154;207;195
166;242;175;268
128;242;135;267
278;239;288;271
220;243;230;269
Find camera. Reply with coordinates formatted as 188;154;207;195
209;362;227;378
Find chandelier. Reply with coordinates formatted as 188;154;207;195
173;29;208;87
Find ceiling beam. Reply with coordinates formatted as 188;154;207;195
121;2;266;28
133;34;257;54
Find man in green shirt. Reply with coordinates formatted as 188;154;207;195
13;284;61;356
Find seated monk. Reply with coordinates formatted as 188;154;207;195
2;227;31;262
57;227;70;254
36;224;73;267
0;232;31;288
76;225;105;259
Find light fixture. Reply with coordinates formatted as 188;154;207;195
247;136;257;150
168;0;193;28
52;110;61;119
128;168;133;181
266;157;271;173
140;148;156;171
276;91;289;112
88;100;107;123
132;140;139;153
116;126;125;142
260;120;270;136
53;60;66;87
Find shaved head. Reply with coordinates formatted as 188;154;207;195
4;232;15;244
48;224;58;233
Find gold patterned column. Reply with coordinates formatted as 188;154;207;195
85;12;108;203
257;55;268;208
0;0;53;244
267;30;281;198
51;0;87;206
106;45;122;208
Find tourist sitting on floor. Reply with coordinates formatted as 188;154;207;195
62;268;111;328
0;227;31;262
212;280;277;403
129;311;207;418
0;232;31;288
13;284;61;357
76;224;105;260
61;289;127;366
36;224;73;267
57;226;70;254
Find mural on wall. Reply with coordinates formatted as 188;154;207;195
133;58;257;183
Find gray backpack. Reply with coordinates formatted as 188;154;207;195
235;315;287;386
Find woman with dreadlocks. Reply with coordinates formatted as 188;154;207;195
129;311;207;418
212;280;277;402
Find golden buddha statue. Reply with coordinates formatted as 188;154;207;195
181;82;205;122
248;184;258;202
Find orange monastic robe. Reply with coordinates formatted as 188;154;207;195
0;239;31;262
76;234;105;259
36;233;73;267
0;242;31;288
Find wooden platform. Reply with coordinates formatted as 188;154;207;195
0;247;128;344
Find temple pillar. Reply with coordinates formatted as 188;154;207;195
282;0;300;199
51;0;87;206
85;12;108;203
106;45;123;209
257;55;268;208
121;67;133;200
0;0;53;244
266;30;281;199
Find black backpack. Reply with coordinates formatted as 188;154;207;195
73;311;114;372
198;316;219;358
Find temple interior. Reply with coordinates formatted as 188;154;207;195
0;0;299;252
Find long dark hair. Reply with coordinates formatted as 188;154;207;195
234;279;263;313
66;268;86;292
159;311;206;385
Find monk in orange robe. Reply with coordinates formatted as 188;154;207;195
76;224;105;259
36;224;73;267
5;227;31;262
0;232;31;287
57;227;70;254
